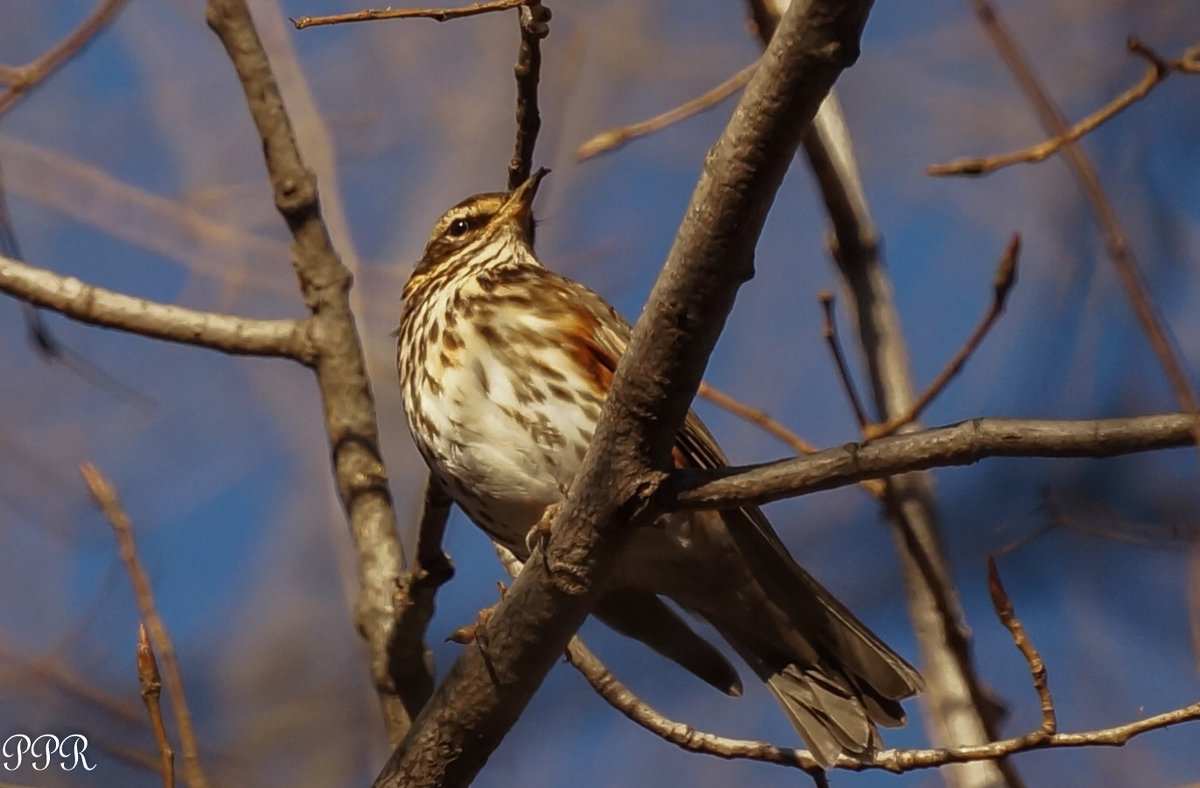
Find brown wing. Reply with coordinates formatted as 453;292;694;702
555;273;922;702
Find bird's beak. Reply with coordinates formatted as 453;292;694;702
501;167;549;236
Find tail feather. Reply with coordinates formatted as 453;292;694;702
698;506;923;764
766;666;881;767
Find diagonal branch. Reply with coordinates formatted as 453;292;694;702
371;2;877;786
80;462;208;788
0;253;315;362
0;0;129;118
576;62;756;161
205;0;417;740
928;36;1200;176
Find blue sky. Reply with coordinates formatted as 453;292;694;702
1;1;1198;786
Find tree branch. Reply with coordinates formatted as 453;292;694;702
928;36;1200;176
0;253;315;362
292;0;528;30
371;2;876;785
205;0;417;739
80;462;208;788
506;1;549;189
0;0;129;118
670;413;1196;511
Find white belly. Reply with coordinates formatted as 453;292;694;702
399;300;599;547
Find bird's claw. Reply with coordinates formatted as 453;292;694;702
525;500;561;556
446;581;509;647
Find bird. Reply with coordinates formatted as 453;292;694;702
395;168;922;766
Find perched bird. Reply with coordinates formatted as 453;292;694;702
396;168;922;766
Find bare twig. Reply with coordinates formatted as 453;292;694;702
563;635;826;771
670;413;1196;511
79;463;208;788
866;235;1019;439
292;0;527;29
576;62;756;161
987;558;1054;735
697;381;886;497
0;642;144;726
206;0;413;738
136;625;175;788
929;37;1200;176
564;638;1200;775
819;291;870;428
497;553;1199;777
0;138;295;301
968;0;1200;467
507;1;550;189
0;253;315;362
0;0;129;118
697;381;820;455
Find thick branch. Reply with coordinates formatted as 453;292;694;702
371;2;875;786
0;253;315;362
670;413;1195;510
205;0;416;738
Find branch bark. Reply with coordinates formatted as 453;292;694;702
371;2;876;785
205;0;419;739
0;253;315;362
670;413;1194;510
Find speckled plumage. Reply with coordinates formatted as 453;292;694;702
396;170;922;766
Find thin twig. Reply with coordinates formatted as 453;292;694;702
507;1;550;189
0;254;315;362
576;62;756;161
819;291;870;428
562;636;824;770
865;235;1019;439
929;37;1200;176
696;381;885;497
292;0;527;29
0;0;129;118
566;618;1199;775
79;462;208;788
136;625;175;788
986;558;1054;735
697;381;820;454
968;0;1200;468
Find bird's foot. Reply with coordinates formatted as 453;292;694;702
446;581;509;647
525;500;562;556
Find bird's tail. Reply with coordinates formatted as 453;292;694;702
708;507;924;767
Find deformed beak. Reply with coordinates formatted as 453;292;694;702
500;167;549;237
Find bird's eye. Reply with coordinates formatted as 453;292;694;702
447;218;471;237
